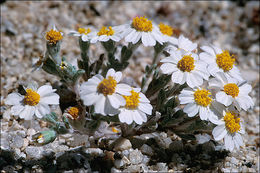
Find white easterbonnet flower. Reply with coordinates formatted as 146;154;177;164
79;68;132;115
199;45;243;81
68;26;96;42
160;49;210;88
179;87;224;123
5;84;60;120
212;110;245;151
208;72;254;111
157;22;178;44
119;16;165;47
165;34;197;53
90;26;122;43
118;88;152;125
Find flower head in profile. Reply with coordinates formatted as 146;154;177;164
212;110;245;151
179;87;224;123
5;84;60;120
119;88;152;125
79;68;132;115
199;45;243;81
90;26;122;43
45;25;63;44
209;72;254;111
119;16;165;47
157;22;178;44
68;26;96;42
160;49;209;88
165;35;197;53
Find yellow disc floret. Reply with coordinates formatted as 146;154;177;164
132;16;153;32
97;26;114;36
216;50;235;72
68;107;79;119
78;28;91;35
97;76;117;96
177;55;195;72
159;23;173;36
224;112;240;133
45;29;63;44
24;89;40;106
193;89;212;107
123;90;140;109
224;83;239;98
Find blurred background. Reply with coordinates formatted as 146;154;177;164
1;1;259;172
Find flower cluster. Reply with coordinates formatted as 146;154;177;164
4;15;254;151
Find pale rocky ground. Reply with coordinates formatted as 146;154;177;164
1;1;259;172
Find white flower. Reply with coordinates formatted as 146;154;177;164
118;88;152;125
79;68;132;115
157;22;178;44
199;45;243;81
208;72;254;111
160;49;209;88
212;110;245;151
5;84;60;120
165;35;197;53
179;87;224;123
90;26;122;43
68;26;96;42
119;16;165;47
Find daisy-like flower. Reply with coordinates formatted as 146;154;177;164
90;26;122;43
212;110;245;151
120;16;165;47
208;72;254;111
165;35;197;53
79;68;132;115
157;22;178;44
160;49;210;88
45;25;63;44
118;88;152;125
199;45;243;81
5;84;60;120
179;87;224;123
68;26;96;42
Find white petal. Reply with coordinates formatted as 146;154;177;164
80;84;97;95
200;46;215;56
178;95;193;104
224;135;234;151
235;95;254;111
114;72;122;82
106;68;116;78
212;124;227;141
160;63;178;74
183;103;199;117
5;93;24;105
24;106;35;120
216;91;233;106
138;110;147;122
40;93;59;105
208;63;220;76
132;32;142;44
139;93;150;103
234;133;243;149
37;85;56;97
160;56;177;64
108;94;124;109
104;98;120;115
132;110;143;125
171;71;185;85
199;107;209;120
119;109;133;124
11;105;24;115
199;52;215;63
116;84;132;96
81;92;99;106
239;84;252;95
35;103;50;118
94;95;106;115
138;103;153;115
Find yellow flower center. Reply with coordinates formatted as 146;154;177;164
111;127;119;133
45;29;63;44
132;16;153;32
224;83;239;98
78;28;91;35
193;89;212;107
177;55;195;72
24;89;40;106
159;23;173;36
68;107;79;119
97;26;114;36
97;76;117;96
224;112;240;133
216;50;235;72
123;90;140;109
